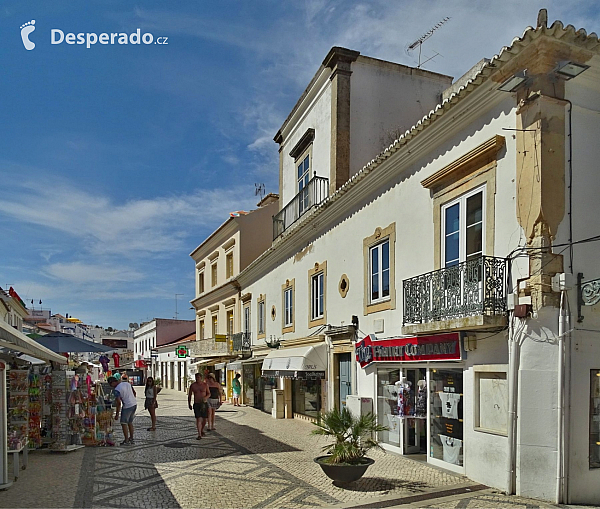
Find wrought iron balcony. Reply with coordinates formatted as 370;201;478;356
402;256;508;330
273;176;329;239
232;332;251;353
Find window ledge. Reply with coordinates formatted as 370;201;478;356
474;427;507;437
282;325;295;334
402;315;507;335
309;317;326;328
365;299;392;315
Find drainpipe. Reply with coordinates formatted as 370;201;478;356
556;288;570;504
506;312;519;495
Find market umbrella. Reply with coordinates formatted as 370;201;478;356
35;331;114;353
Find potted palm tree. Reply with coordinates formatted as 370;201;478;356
312;406;388;483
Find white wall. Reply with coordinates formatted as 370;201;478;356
349;58;451;177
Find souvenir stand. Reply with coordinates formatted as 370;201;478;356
50;370;84;452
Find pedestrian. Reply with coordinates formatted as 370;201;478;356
232;373;242;407
206;373;223;431
187;373;210;439
144;376;158;431
108;376;137;446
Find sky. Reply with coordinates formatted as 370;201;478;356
0;1;598;330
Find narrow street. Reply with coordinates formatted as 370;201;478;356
0;388;574;509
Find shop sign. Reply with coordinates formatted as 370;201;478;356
262;369;325;380
0;362;4;371
214;334;227;343
176;345;189;358
355;333;461;368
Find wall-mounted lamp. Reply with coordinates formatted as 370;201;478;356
498;70;528;92
555;61;589;80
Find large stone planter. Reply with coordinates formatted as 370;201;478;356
314;455;374;483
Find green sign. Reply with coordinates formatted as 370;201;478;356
176;345;189;358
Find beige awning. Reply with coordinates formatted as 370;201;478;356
0;320;66;364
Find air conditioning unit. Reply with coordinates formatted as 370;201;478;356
346;395;373;419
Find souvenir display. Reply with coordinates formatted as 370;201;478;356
28;373;42;448
8;370;29;451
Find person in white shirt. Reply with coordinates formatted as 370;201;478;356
108;376;138;446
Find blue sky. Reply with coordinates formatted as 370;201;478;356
0;1;597;329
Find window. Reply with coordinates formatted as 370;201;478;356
199;320;205;340
591;370;600;468
282;279;295;333
257;297;266;338
226;310;234;336
442;187;484;267
308;262;326;327
312;272;324;319
198;272;204;294
226;253;234;279
363;224;396;315
474;366;508;436
243;304;250;334
298;154;310;215
211;263;218;287
212;315;218;337
370;240;390;303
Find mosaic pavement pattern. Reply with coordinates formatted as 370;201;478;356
1;388;591;509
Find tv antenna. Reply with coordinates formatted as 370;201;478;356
255;183;266;201
406;17;450;69
174;293;184;320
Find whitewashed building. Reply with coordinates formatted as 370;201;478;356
234;12;600;505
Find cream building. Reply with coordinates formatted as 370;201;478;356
189;196;278;398
234;11;600;505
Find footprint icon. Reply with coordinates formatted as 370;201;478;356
20;20;36;50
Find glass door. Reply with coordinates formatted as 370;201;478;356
429;368;464;472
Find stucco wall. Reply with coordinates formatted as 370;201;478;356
349;58;451;178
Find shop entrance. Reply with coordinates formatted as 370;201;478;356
338;353;352;409
377;367;427;456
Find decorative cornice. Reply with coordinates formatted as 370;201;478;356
322;47;360;69
420;135;505;190
289;128;315;159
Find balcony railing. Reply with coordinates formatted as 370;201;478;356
273;176;329;239
403;256;508;326
232;332;251;353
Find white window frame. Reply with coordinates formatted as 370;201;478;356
369;239;390;304
284;287;293;327
244;304;251;335
311;272;324;320
441;185;486;268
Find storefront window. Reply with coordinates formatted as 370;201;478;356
590;370;600;469
430;368;463;466
292;378;321;418
243;364;255;406
377;368;401;447
262;375;277;413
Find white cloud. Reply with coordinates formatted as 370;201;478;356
43;262;144;284
0;169;258;259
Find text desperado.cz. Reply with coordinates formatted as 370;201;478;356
51;29;168;48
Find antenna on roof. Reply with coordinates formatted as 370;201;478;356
255;183;266;201
406;17;450;69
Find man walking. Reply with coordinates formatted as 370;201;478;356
109;376;137;446
188;373;210;439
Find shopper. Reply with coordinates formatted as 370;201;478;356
188;373;210;439
232;373;242;407
206;373;222;431
108;376;137;446
144;376;158;431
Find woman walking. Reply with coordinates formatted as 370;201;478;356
206;373;222;431
232;373;242;407
144;377;158;431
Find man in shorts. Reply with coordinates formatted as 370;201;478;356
109;376;138;446
188;373;210;439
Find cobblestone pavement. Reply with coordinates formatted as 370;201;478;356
1;388;595;508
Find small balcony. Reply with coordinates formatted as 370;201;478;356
273;176;329;239
402;255;508;335
231;332;252;357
